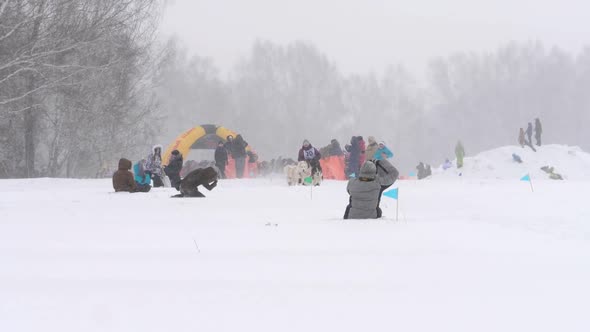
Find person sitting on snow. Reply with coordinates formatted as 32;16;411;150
112;158;136;192
173;167;218;197
442;158;453;170
344;161;382;219
133;159;152;192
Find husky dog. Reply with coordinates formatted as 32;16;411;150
284;161;322;186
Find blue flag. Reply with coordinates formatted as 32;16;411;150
520;174;531;182
383;188;399;200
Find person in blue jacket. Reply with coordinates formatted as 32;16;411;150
374;142;393;160
133;159;152;192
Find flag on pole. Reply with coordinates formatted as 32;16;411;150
520;174;531;182
383;188;399;200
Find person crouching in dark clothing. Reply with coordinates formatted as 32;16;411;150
164;150;183;190
173;167;218;197
112;158;137;192
214;141;228;179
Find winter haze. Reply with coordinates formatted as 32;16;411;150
1;0;590;176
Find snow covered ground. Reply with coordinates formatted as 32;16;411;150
1;173;589;332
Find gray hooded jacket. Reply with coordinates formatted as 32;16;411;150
346;161;382;219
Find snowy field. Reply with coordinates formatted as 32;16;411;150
1;174;590;332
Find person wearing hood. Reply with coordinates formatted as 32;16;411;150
298;139;322;176
132;159;152;192
534;118;543;146
214;141;228;179
343;161;382;219
374;142;393;160
232;134;248;178
112;158;136;192
224;135;234;158
328;139;344;156
146;145;164;187
173;167;218;197
164;150;183;190
365;136;379;161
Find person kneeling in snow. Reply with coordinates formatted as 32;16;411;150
173;167;218;197
133;160;152;192
112;158;136;192
344;161;382;219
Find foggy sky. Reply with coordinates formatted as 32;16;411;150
161;0;590;75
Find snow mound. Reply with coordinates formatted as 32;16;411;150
433;144;590;180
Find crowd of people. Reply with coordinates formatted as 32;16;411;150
112;117;548;216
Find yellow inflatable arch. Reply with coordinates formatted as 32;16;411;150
163;124;250;165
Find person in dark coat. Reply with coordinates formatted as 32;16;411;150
417;162;426;180
534;118;543;146
524;123;537;152
328;139;344;156
344;161;382;219
164;150;183;190
174;167;218;197
224;135;234;158
348;136;361;176
298;139;322;176
525;122;533;145
232;134;248;178
214;141;228;179
112;158;136;192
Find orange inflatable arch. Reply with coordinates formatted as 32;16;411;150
163;124;251;166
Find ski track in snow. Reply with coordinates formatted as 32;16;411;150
0;176;589;332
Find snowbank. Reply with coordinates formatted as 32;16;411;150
433;144;590;180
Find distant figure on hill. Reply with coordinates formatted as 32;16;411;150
525;123;533;145
534;118;543;146
455;141;465;168
442;159;452;170
518;128;525;148
232;134;248;178
348;136;361;176
112;158;136;192
358;136;366;169
174;167;218;197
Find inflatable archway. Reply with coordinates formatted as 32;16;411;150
163;124;251;165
